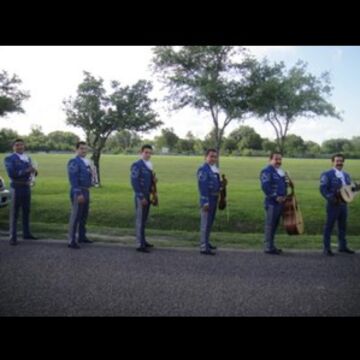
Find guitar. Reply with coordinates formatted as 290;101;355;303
282;172;304;235
339;182;360;203
218;174;228;210
150;171;159;206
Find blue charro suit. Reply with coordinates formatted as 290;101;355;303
320;168;352;251
130;159;153;248
197;163;221;252
67;156;93;245
4;153;35;242
260;164;288;252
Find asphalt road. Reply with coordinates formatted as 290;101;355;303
1;238;360;316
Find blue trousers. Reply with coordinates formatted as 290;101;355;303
9;185;32;241
200;197;218;251
135;196;150;247
264;204;284;251
68;190;90;245
323;203;348;251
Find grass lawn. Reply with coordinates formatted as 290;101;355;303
0;154;359;248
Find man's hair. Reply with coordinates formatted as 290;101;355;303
205;148;218;156
76;141;87;149
141;144;153;152
269;151;282;160
332;153;345;162
12;138;24;146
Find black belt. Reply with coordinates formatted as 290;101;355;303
12;180;30;186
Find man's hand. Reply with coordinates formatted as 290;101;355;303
276;196;286;203
26;165;36;174
203;204;210;212
77;194;86;204
141;198;148;207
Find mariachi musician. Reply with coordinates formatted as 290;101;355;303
130;144;156;253
320;153;355;256
67;141;94;249
197;148;224;255
260;151;289;255
4;138;39;246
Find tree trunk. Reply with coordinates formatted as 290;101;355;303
279;136;285;155
91;149;102;186
214;129;222;167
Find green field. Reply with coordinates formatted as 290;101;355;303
0;154;359;248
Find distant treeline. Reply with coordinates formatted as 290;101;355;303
1;125;360;159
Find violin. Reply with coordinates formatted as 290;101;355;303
218;174;228;210
150;171;159;206
282;172;304;235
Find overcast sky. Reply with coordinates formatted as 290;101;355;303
0;46;359;144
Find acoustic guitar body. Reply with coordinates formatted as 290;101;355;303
339;183;360;203
283;195;304;235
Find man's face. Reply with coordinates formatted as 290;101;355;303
142;148;152;161
333;156;344;170
206;151;218;165
270;154;282;168
77;144;88;157
13;141;25;154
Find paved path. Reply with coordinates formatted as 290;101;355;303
1;238;359;316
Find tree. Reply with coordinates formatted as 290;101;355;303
46;131;80;152
262;138;277;153
203;128;223;152
227;125;263;152
304;140;321;156
63;71;162;184
283;134;306;157
152;46;254;164
350;136;360;155
0;128;19;152
248;59;342;154
321;138;352;154
25;125;48;152
154;127;179;152
0;70;30;117
178;131;197;154
105;130;142;153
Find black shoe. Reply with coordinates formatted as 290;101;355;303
68;243;80;249
324;249;335;256
23;235;38;240
145;242;154;248
265;248;282;255
136;247;150;253
9;240;18;246
79;238;93;244
200;250;216;255
339;248;355;254
209;244;217;250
